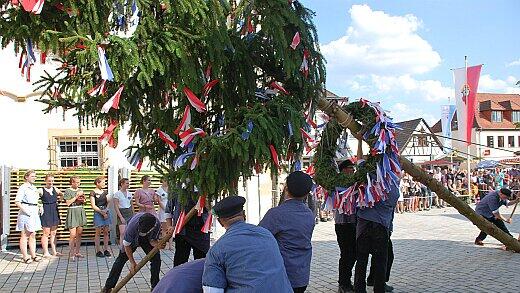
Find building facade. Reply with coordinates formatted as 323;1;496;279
395;118;444;163
431;93;520;161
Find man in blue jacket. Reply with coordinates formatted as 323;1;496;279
202;196;293;293
259;171;315;293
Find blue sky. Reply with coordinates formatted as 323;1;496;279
300;0;520;123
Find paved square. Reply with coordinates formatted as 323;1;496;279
0;206;519;292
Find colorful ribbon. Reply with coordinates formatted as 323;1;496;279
97;46;114;81
183;87;206;113
290;32;301;49
270;81;289;95
157;129;178;152
174;105;191;134
101;85;124;113
269;144;280;168
241;120;254;140
201;213;213;233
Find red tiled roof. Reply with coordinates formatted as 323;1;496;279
432;93;520;132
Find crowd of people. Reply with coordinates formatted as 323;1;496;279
14;171;181;264
13;163;520;293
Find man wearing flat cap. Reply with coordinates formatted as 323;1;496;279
202;196;293;293
474;187;519;246
259;171;316;293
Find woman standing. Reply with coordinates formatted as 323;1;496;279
90;177;112;257
156;177;172;249
40;174;63;257
134;175;157;215
15;170;42;263
113;178;134;245
64;176;87;261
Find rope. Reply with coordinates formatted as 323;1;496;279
398;125;519;155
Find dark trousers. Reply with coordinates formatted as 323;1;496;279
354;220;389;293
174;235;207;266
477;216;513;241
367;237;393;283
335;223;357;286
104;237;161;290
293;286;307;293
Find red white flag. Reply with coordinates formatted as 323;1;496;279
201;213;213;233
174;105;191;134
157;128;178;152
99;121;118;146
174;210;186;235
290;32;301;50
453;64;482;146
195;196;206;217
183;87;206;113
101;85;124;113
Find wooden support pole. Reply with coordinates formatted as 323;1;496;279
510;202;518;219
317;97;520;252
111;205;200;292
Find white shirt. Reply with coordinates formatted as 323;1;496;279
156;186;168;211
114;190;133;209
15;182;39;205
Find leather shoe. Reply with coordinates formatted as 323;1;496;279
474;238;484;246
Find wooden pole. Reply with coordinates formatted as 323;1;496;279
317;97;520;252
510;202;518;219
111;205;199;292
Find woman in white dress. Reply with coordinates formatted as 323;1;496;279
156;177;172;249
15;170;42;263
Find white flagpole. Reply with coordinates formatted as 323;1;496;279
465;56;472;197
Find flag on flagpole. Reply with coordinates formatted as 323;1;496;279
440;105;456;152
453;64;482;146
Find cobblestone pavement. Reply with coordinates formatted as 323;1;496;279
0;206;519;292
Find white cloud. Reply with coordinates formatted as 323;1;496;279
371;74;452;102
322;4;441;78
479;74;520;94
506;58;520;67
388;102;437;125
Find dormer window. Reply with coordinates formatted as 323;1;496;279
491;111;503;122
512;111;520;123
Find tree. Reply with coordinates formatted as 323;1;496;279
0;0;325;203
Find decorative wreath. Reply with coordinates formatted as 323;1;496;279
313;99;402;214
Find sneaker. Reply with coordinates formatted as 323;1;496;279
96;251;105;258
104;250;111;257
474;238;484;246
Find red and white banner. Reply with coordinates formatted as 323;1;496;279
174;210;186;235
157;129;178;152
453;64;482;146
201;213;213;233
101;85;124;113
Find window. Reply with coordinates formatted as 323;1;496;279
498;136;504;148
509;136;515;147
487;136;494;147
57;138;101;169
513;111;520;123
491;111;503;122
